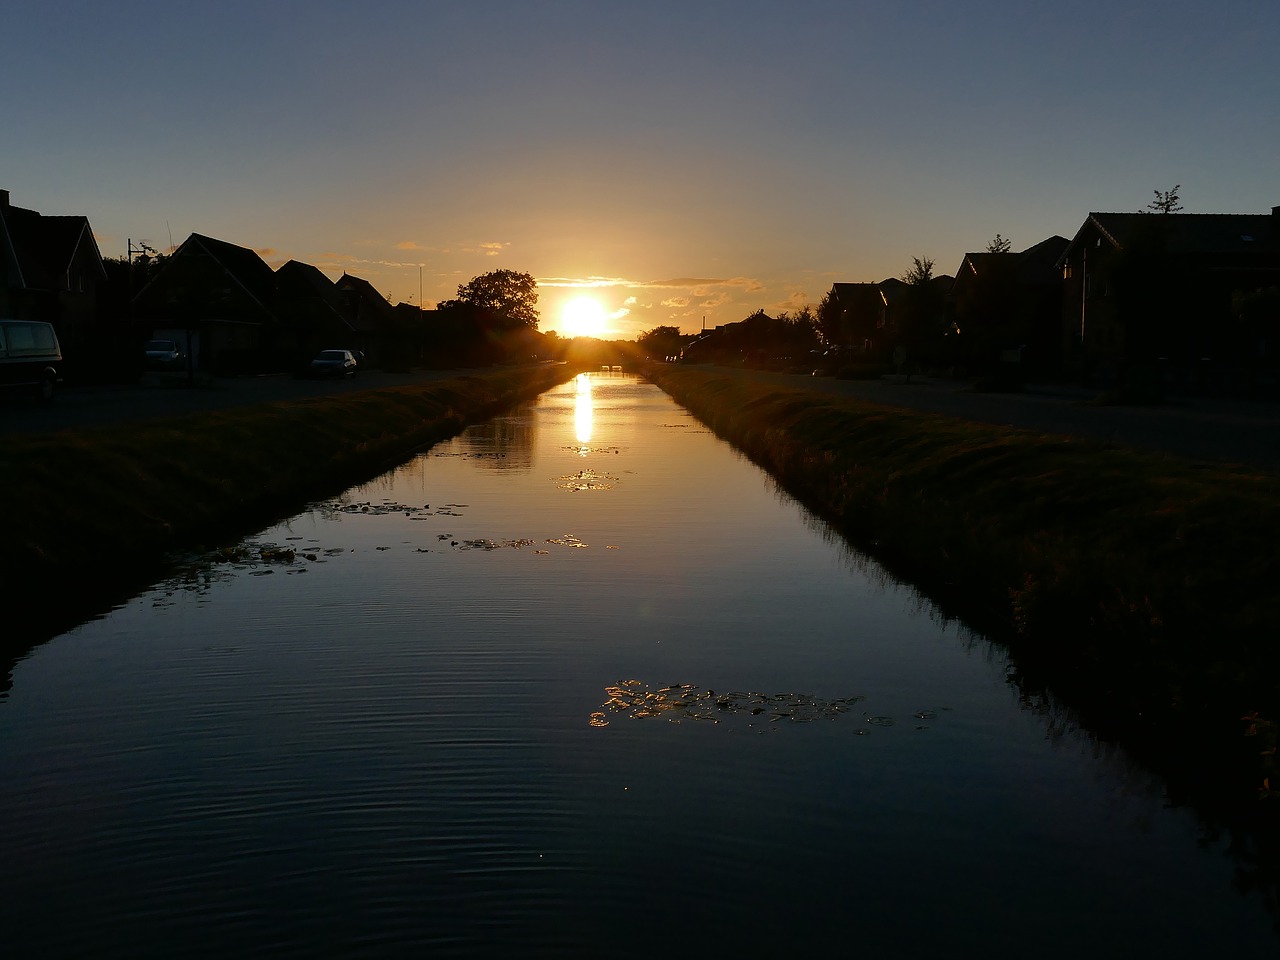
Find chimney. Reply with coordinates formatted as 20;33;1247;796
0;189;9;211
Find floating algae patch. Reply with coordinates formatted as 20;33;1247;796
556;468;617;492
312;498;436;517
450;537;538;551
593;680;876;730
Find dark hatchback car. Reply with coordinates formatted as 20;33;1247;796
309;349;359;379
0;319;63;400
143;338;185;369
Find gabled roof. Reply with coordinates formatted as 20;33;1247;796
828;281;883;312
1015;235;1069;280
1064;211;1279;260
136;232;278;315
0;193;105;290
335;273;397;332
878;276;907;304
958;252;1005;278
275;260;354;331
276;259;342;304
958;237;1068;288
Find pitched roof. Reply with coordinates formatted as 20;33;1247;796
1015;235;1069;280
1068;212;1279;258
828;281;883;311
275;260;353;330
276;259;342;303
188;233;277;305
335;273;397;332
135;232;278;315
959;237;1068;288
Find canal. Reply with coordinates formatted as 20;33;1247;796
3;372;1276;956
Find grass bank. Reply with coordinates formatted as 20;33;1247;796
643;363;1280;807
2;364;577;645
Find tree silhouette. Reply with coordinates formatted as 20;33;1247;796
894;256;945;376
900;256;935;285
636;325;684;360
454;269;540;328
1147;185;1183;214
986;233;1012;253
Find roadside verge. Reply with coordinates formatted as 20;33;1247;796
2;364;578;647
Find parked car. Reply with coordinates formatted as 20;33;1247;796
143;338;185;369
0;319;63;401
309;349;359;379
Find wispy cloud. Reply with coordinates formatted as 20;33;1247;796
537;276;633;289
318;253;425;270
643;276;764;292
538;275;764;292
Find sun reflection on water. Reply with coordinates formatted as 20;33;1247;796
574;372;593;447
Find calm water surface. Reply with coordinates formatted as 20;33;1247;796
3;374;1276;956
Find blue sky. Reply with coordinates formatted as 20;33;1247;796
6;0;1277;336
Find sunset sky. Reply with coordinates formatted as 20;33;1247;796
6;1;1277;338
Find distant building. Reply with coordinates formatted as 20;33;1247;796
949;236;1068;376
820;275;951;363
820;281;892;356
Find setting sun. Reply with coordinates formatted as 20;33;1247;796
560;295;607;338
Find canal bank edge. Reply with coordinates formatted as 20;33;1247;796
640;362;1280;810
2;364;580;650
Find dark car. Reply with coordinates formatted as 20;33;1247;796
143;338;185;369
309;349;359;379
0;319;63;401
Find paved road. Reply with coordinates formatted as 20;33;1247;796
0;368;482;436
690;367;1280;470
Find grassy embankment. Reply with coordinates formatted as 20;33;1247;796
2;364;577;645
643;363;1280;806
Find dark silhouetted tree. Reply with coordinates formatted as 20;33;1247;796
893;256;946;376
636;324;684;360
816;289;842;348
986;234;1012;254
100;250;170;320
454;269;540;329
1147;185;1183;214
901;255;935;286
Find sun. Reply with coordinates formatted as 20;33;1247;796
560;295;607;338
